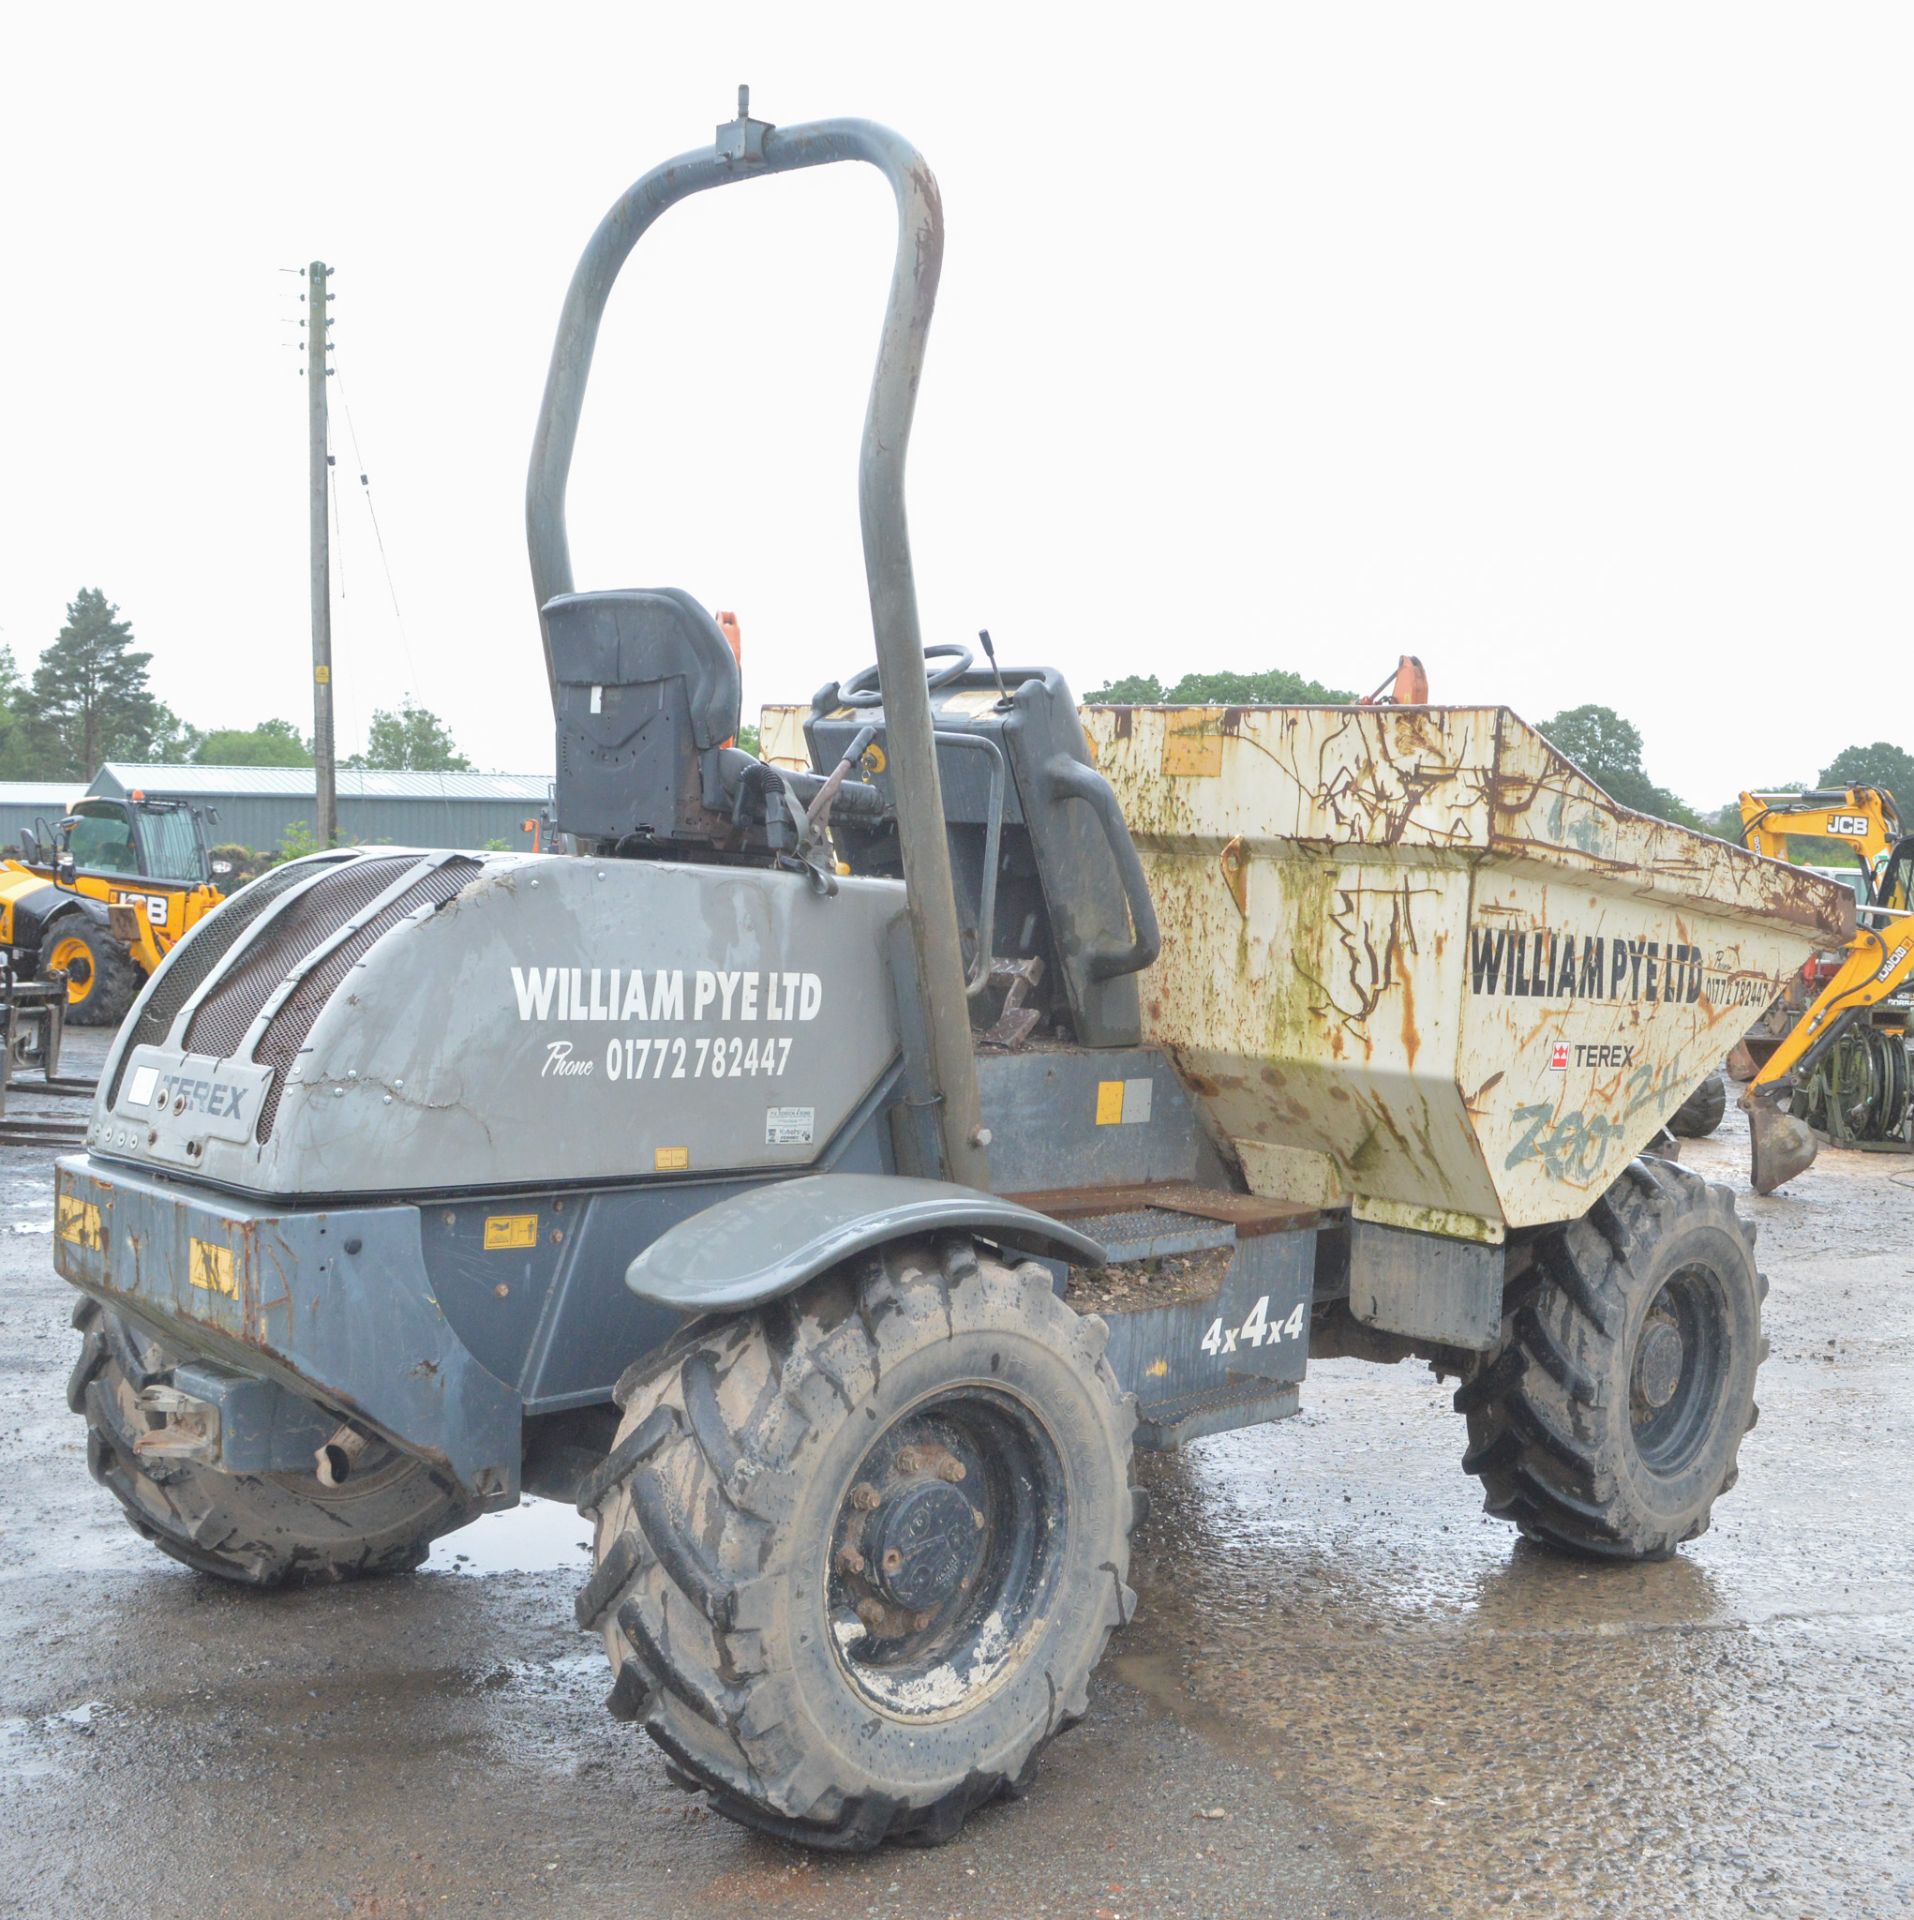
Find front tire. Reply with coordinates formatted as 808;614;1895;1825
43;919;139;1026
71;1297;475;1584
577;1236;1138;1850
1456;1158;1764;1560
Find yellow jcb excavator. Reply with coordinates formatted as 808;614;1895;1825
1745;823;1914;1191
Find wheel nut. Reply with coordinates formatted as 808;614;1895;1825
856;1598;886;1629
836;1546;865;1577
893;1446;920;1474
882;1548;903;1575
850;1483;880;1512
913;1612;933;1632
938;1458;966;1483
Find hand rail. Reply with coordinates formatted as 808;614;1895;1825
524;90;987;1187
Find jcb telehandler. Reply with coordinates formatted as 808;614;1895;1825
3;792;223;1023
53;96;1848;1850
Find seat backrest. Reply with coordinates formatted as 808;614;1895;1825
808;665;1151;1048
544;588;741;845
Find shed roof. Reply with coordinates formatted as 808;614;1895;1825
92;765;554;802
0;782;82;807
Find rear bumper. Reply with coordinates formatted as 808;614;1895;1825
53;1154;520;1503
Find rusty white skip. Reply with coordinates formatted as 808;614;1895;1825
1075;703;1848;1244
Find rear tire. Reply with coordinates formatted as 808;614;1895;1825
577;1235;1138;1850
1455;1157;1764;1560
1667;1073;1727;1139
43;919;139;1026
70;1297;474;1584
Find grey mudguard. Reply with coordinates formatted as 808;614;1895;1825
624;1172;1107;1313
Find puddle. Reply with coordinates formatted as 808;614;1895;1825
0;1704;104;1791
427;1495;593;1577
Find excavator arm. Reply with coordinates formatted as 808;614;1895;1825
1745;911;1914;1191
1737;787;1900;888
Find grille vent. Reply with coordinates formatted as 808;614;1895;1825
252;859;478;1142
104;858;346;1110
184;858;423;1060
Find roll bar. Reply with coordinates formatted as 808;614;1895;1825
524;89;988;1188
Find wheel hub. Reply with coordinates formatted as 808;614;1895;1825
1633;1316;1685;1411
826;1390;1066;1711
865;1478;980;1610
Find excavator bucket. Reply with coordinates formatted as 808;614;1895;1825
1746;1089;1819;1195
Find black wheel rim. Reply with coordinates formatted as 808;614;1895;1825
1629;1262;1731;1475
827;1386;1065;1719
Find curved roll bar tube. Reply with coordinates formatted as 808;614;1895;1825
525;90;988;1188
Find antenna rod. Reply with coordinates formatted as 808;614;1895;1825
307;259;338;848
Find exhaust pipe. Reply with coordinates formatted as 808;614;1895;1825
1745;1086;1818;1195
315;1423;370;1487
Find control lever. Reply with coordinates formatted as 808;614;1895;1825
805;724;879;837
978;628;1013;711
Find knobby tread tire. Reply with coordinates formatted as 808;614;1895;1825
45;920;141;1028
579;1236;1138;1851
1456;1157;1764;1561
1667;1073;1728;1140
72;1296;475;1585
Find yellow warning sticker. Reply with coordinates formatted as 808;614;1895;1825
1094;1080;1126;1126
189;1238;237;1299
654;1145;691;1172
483;1214;539;1251
57;1195;103;1251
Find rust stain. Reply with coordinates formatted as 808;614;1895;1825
1399;957;1420;1071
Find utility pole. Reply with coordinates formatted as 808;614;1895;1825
306;259;337;847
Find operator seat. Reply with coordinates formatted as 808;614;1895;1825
544;588;742;847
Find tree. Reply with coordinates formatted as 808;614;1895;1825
0;645;41;779
1819;742;1914;824
1537;703;1703;830
347;697;471;772
144;703;203;765
196;719;313;767
16;589;166;777
1082;671;1167;703
1081;666;1355;704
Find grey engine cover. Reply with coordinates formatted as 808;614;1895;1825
89;851;905;1198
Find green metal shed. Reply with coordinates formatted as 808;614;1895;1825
86;765;555;856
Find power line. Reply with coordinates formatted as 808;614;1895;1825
332;368;423;701
332;367;459;810
325;429;366;779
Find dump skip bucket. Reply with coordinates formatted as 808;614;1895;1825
1082;704;1851;1241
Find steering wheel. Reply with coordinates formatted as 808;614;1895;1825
839;643;974;709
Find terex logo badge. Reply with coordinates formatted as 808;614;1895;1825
150;1072;249;1122
1545;1042;1642;1075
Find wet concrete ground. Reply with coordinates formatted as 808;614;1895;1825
2;1036;1910;1917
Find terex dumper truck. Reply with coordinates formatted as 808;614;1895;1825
52;95;1847;1851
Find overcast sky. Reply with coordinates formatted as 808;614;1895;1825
2;4;1907;810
